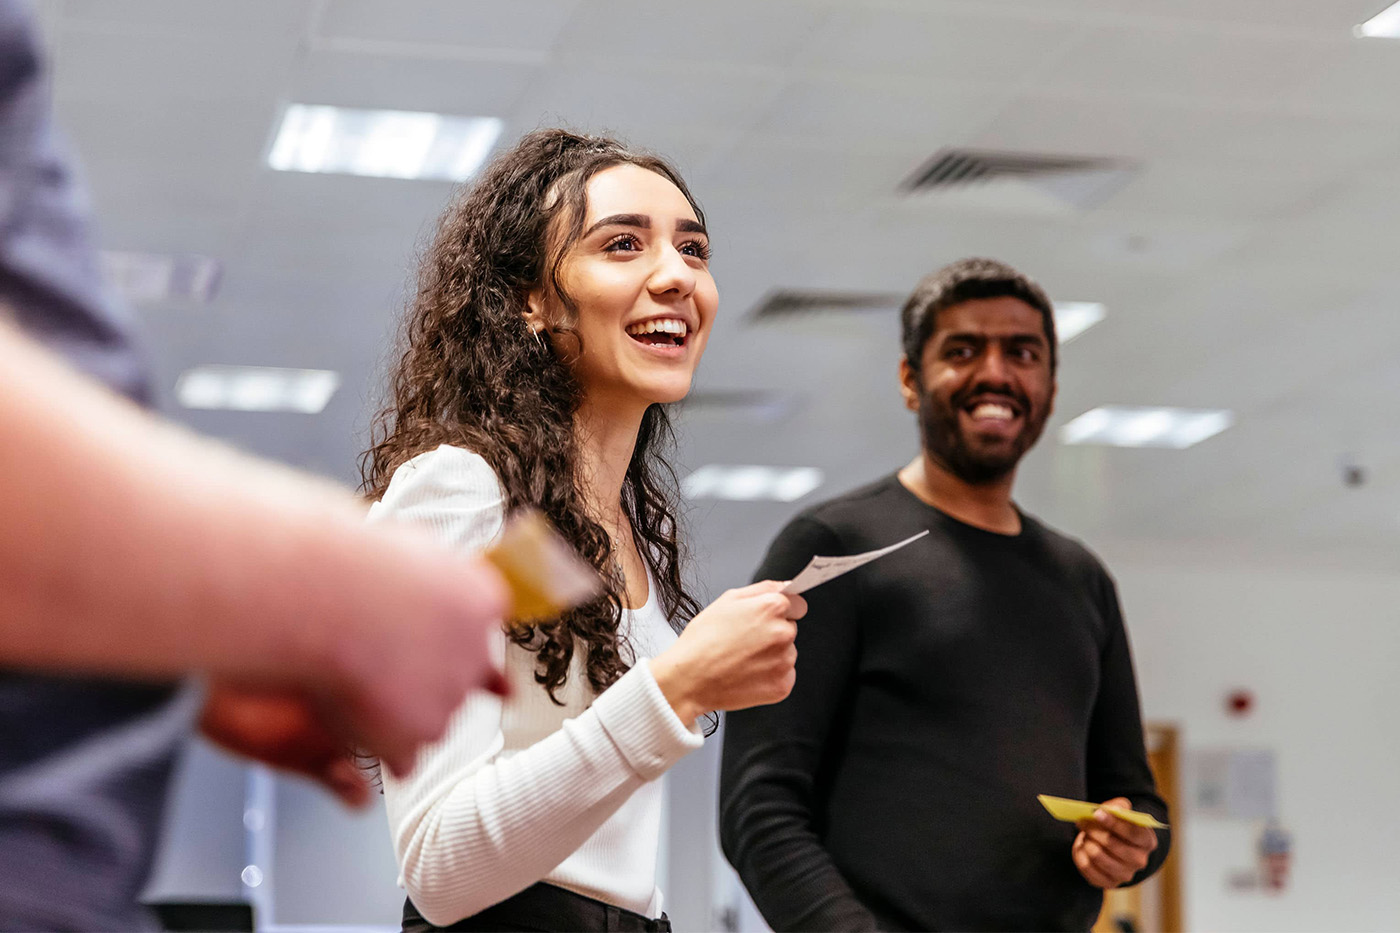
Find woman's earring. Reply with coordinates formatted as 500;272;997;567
530;324;546;351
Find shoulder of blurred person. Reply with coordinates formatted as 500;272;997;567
0;4;186;929
0;0;152;405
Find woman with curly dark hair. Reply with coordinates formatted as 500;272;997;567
363;129;805;932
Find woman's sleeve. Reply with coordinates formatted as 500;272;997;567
369;446;703;926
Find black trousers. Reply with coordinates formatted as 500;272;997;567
402;884;671;933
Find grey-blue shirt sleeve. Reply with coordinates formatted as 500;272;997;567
0;0;151;404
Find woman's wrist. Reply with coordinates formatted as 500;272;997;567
648;654;705;727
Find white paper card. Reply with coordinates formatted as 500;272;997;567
781;530;929;595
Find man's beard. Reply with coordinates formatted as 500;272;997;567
917;385;1048;485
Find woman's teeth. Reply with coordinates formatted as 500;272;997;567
626;318;689;347
626;318;688;337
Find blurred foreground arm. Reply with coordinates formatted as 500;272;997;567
0;317;507;777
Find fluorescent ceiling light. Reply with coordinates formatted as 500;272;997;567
1060;406;1233;449
1052;301;1106;343
268;104;503;181
175;365;340;414
100;250;221;306
1356;1;1400;37
682;465;824;502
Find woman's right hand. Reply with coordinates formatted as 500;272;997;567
648;580;807;726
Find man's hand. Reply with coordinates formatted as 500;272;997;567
199;684;371;807
1071;797;1160;889
0;319;514;790
317;541;511;778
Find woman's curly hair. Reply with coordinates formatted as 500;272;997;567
362;129;704;703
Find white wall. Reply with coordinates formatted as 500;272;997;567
1105;544;1400;932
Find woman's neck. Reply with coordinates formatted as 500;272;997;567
573;393;645;527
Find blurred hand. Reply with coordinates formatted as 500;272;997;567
202;541;510;798
199;684;370;807
1071;797;1160;889
309;539;510;779
649;580;806;724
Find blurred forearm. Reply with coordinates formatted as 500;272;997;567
0;316;379;685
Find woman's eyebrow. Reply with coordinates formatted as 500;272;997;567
582;214;708;238
583;213;649;237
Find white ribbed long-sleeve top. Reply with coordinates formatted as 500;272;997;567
367;444;703;927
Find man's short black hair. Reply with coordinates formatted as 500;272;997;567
900;257;1057;373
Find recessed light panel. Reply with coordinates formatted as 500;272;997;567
1060;406;1233;449
176;366;340;414
268;105;503;181
1357;1;1400;37
682;465;824;502
100;250;221;306
1052;301;1106;343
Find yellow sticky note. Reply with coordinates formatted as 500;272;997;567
1037;794;1169;829
483;508;601;625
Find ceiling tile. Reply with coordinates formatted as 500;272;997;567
804;5;1081;84
513;63;786;170
921;0;1384;32
1043;24;1331;104
60;0;315;35
317;0;581;52
1289;38;1400;117
975;91;1400;168
51;23;298;103
291;49;538;115
697;139;916;207
557;0;832;68
1101;160;1339;221
760;75;1004;151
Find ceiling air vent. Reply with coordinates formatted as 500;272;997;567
748;289;902;322
900;148;1138;213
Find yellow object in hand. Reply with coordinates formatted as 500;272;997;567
1037;794;1169;829
482;508;602;625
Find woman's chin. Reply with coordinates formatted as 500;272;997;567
639;377;693;407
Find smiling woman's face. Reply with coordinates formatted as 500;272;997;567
532;163;718;410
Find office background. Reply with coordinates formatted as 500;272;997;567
35;1;1400;929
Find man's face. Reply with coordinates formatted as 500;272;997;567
900;296;1057;485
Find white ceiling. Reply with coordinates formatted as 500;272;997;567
38;0;1400;590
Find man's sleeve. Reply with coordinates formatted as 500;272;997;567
0;0;152;405
720;514;879;932
1085;569;1172;884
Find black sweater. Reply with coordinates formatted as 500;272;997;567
720;475;1169;932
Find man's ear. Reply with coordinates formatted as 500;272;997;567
898;357;921;412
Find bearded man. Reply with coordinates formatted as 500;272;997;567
720;258;1169;931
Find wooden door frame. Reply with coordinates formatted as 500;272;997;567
1092;722;1182;933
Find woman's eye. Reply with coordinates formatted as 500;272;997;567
604;234;641;252
680;240;711;261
